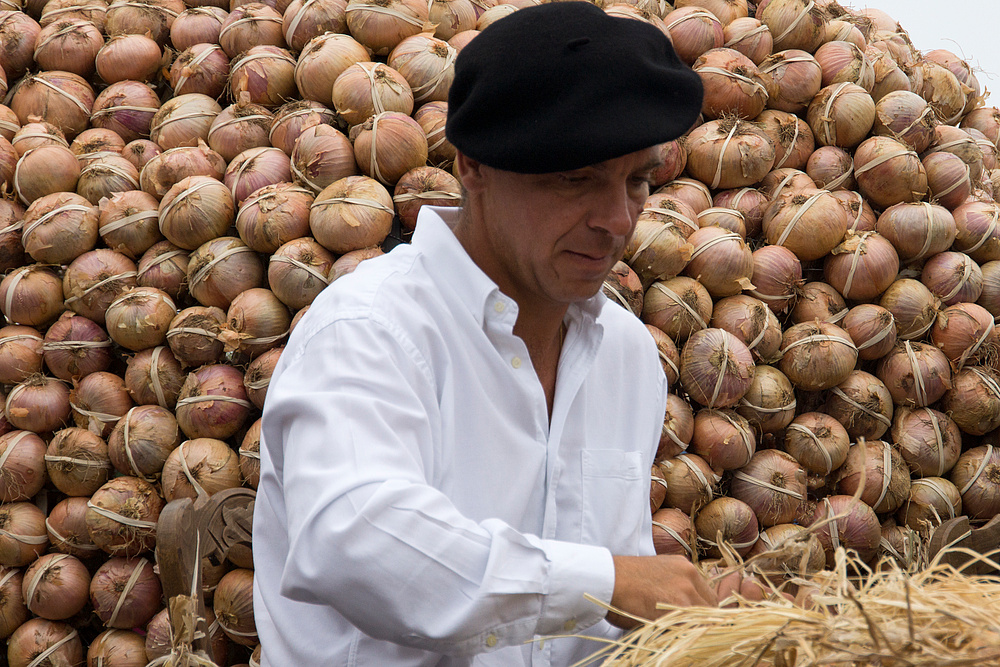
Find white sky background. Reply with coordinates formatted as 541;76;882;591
854;0;1000;104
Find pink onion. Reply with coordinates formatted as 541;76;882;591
660;453;719;515
229;45;297;109
218;287;290;358
268;237;334;310
878;279;941;341
658;393;693;461
932;301;995;369
140;141;226;198
108;404;181;478
950;445;1000;520
0;431;46;502
215;567;257;645
690;408;754;471
811;495;881;566
641;276;712;343
6;618;82;666
779;321;857;391
46;496;100;559
0;502;48;567
841;304;896;361
268;100;338;155
783;411;849;475
137;241;189;300
921;252;983;306
124;346;185;410
680;328;755;408
161;437;241;501
22;552;90;620
187;237;266;309
208;101;274;164
0;325;43;385
45;426;111;496
730;449;806;527
823;231;899;302
175;364;252;439
151;93;222;150
694;496;758;558
941;366;1000;436
90;556;161;628
167;306;226;367
825;370;894;440
158;175;236;250
85;476;163;557
759;48;821;113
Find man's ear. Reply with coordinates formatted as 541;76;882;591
455;151;487;192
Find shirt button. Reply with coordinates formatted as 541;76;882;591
511;357;522;369
485;633;498;648
494;301;505;313
563;619;577;631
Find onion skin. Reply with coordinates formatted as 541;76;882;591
685;117;775;190
921;251;983;306
855;136;929;210
893;407;961;479
789;281;846;325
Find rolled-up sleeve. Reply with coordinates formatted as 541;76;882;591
261;313;615;656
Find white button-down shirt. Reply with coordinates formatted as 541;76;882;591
253;207;666;666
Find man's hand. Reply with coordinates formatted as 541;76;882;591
606;555;718;628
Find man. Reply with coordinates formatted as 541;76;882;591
253;2;712;664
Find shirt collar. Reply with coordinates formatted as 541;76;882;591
410;206;608;328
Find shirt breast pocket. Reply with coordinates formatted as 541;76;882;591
581;449;646;552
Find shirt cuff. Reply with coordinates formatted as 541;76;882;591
536;541;615;636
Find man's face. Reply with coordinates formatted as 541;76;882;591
458;147;661;310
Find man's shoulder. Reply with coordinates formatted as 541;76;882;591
289;245;448;341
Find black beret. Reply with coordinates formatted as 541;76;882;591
445;1;703;174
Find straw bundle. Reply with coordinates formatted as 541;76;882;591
577;547;1000;667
